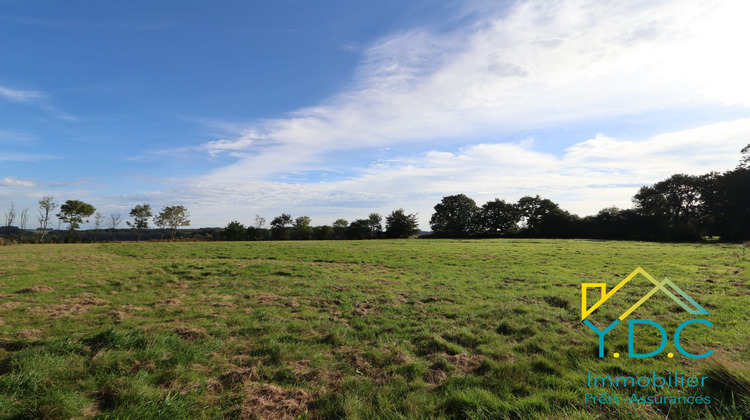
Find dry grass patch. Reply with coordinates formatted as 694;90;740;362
241;383;312;420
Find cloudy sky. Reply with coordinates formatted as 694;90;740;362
1;0;749;229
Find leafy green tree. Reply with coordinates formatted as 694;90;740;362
294;216;313;240
739;143;750;169
385;209;420;238
153;212;167;240
224;220;246;241
347;219;372;239
478;199;520;235
157;205;191;241
332;219;348;239
429;194;479;237
126;204;152;242
516;195;559;234
632;175;704;240
56;200;96;232
368;213;383;238
271;213;293;240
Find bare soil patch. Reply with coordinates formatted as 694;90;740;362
14;285;54;294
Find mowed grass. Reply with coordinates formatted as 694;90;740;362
0;239;748;419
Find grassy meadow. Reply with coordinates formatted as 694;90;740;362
0;239;748;419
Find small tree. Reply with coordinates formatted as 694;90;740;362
270;213;292;240
109;213;122;241
294;216;313;240
347;219;372;240
38;196;56;242
3;202;16;241
18;208;29;243
332;219;348;239
94;212;105;231
56;200;96;234
153;213;167;240
225;220;246;241
254;215;266;229
157;205;190;241
385;209;420;238
126;204;152;242
368;213;383;238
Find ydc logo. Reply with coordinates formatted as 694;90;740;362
582;267;713;359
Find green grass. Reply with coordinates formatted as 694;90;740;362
0;239;748;419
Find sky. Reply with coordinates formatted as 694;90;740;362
2;0;750;230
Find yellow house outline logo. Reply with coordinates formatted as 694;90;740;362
582;267;710;321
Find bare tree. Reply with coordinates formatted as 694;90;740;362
109;213;122;241
38;196;56;242
93;212;105;243
94;212;105;231
3;202;16;241
18;208;28;243
254;214;266;229
4;202;16;228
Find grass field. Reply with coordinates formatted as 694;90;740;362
0;239;748;419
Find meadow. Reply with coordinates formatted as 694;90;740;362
0;239;748;419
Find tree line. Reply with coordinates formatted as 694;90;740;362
428;145;750;241
1;200;191;243
2;144;748;243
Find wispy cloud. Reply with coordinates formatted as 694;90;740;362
188;0;750;183
0;86;46;103
0;177;36;188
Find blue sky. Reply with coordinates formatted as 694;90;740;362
2;0;750;229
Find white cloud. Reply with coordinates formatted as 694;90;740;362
120;0;750;227
191;0;750;183
0;177;36;188
0;86;46;103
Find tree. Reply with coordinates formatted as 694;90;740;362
246;214;266;241
270;213;292;240
478;199;520;235
368;213;383;238
225;220;246;241
429;194;479;237
18;208;28;243
126;204;152;242
109;213;122;241
294;216;313;240
254;215;266;229
3;202;16;240
633;174;704;240
153;212;167;240
157;205;191;241
56;200;96;233
332;219;348;239
739;143;750;169
94;212;105;232
37;196;56;242
385;209;420;238
516;195;560;234
347;219;372;239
